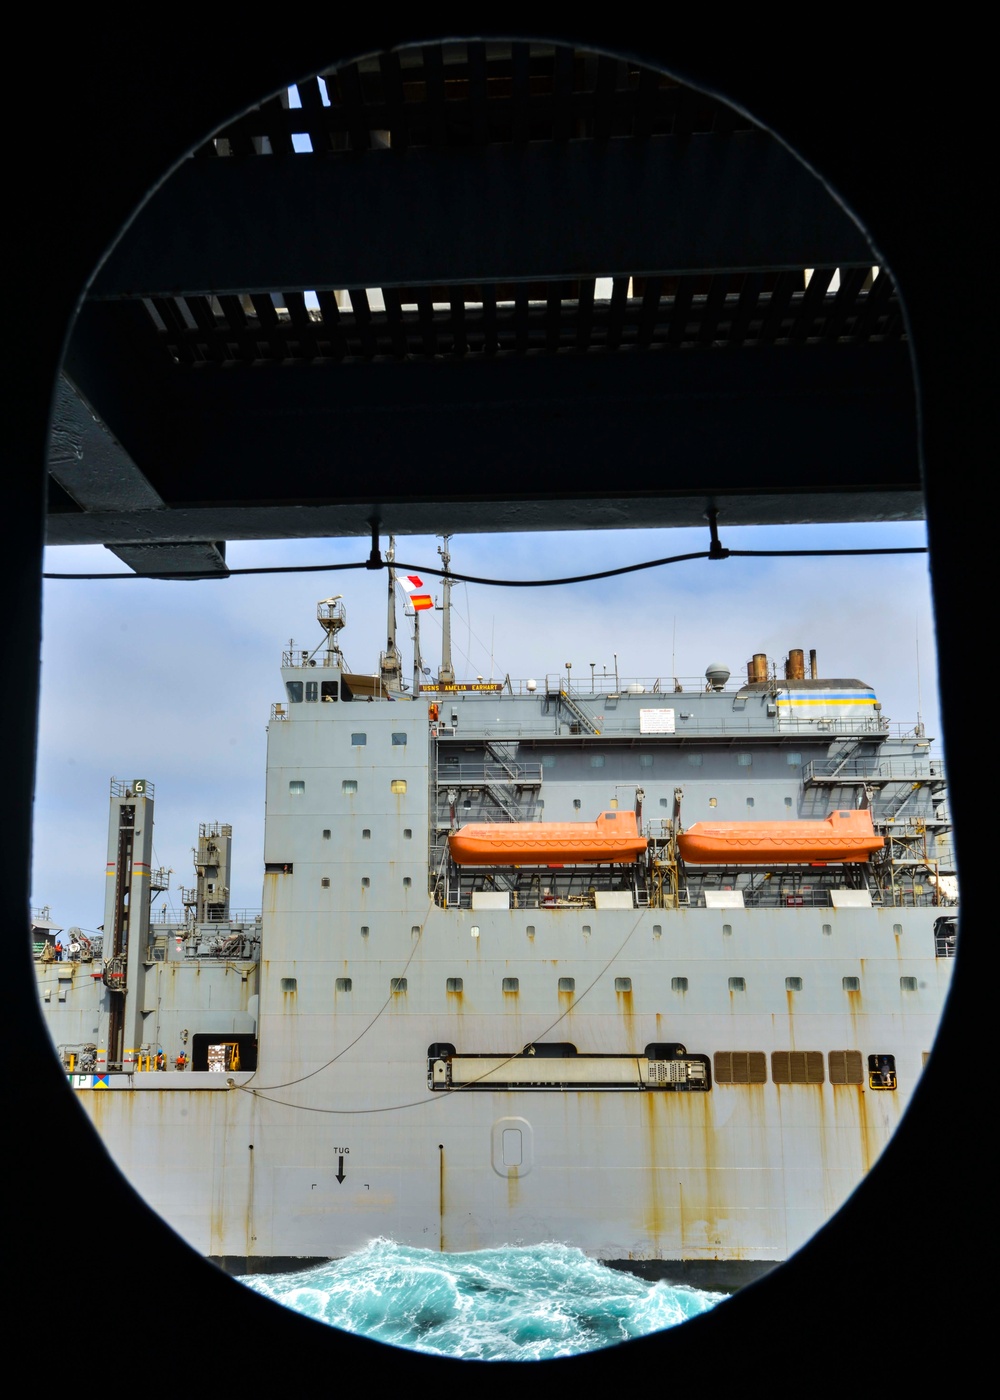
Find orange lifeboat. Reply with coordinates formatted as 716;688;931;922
677;809;883;865
449;810;647;866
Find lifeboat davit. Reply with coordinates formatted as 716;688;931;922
449;810;647;866
677;809;883;865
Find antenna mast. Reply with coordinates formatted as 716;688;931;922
380;535;402;689
438;534;455;684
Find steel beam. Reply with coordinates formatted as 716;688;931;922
89;131;874;299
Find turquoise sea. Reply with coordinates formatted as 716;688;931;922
240;1239;725;1359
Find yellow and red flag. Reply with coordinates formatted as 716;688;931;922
400;574;433;612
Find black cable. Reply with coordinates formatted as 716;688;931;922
41;545;926;585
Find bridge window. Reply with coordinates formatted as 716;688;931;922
285;681;303;703
305;680;318;702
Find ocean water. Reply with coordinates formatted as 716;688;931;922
240;1239;725;1359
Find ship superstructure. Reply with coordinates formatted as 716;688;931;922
37;591;956;1286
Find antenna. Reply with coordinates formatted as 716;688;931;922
437;535;455;684
915;617;924;737
380;536;402;688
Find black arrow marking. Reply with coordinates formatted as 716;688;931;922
336;1155;346;1184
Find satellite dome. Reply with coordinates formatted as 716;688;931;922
705;662;730;691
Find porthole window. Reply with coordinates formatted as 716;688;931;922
526;925;535;937
403;877;412;888
361;877;370;888
842;976;860;991
687;753;703;766
342;780;357;795
403;828;412;839
502;977;519;993
391;779;407;794
288;780;305;796
722;923;732;936
709;797;718;807
446;978;463;993
590;754;606;768
390;977;407;993
822;923;833;936
639;754;653;768
728;976;746;991
321;877;330;888
558;977;576;993
322;828;331;839
746;797;755;808
362;828;371;840
787;752;802;766
671;976;688;991
280;977;297;993
900;975;918;991
652;924;662;938
737;753;752;767
360;926;369;938
335;978;352;992
351;732;367;746
614;977;632;992
392;732;408;746
893;923;903;936
784;797;793;809
573;799;582;810
411;924;420;936
785;976;803;991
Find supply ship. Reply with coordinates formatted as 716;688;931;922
35;560;957;1287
